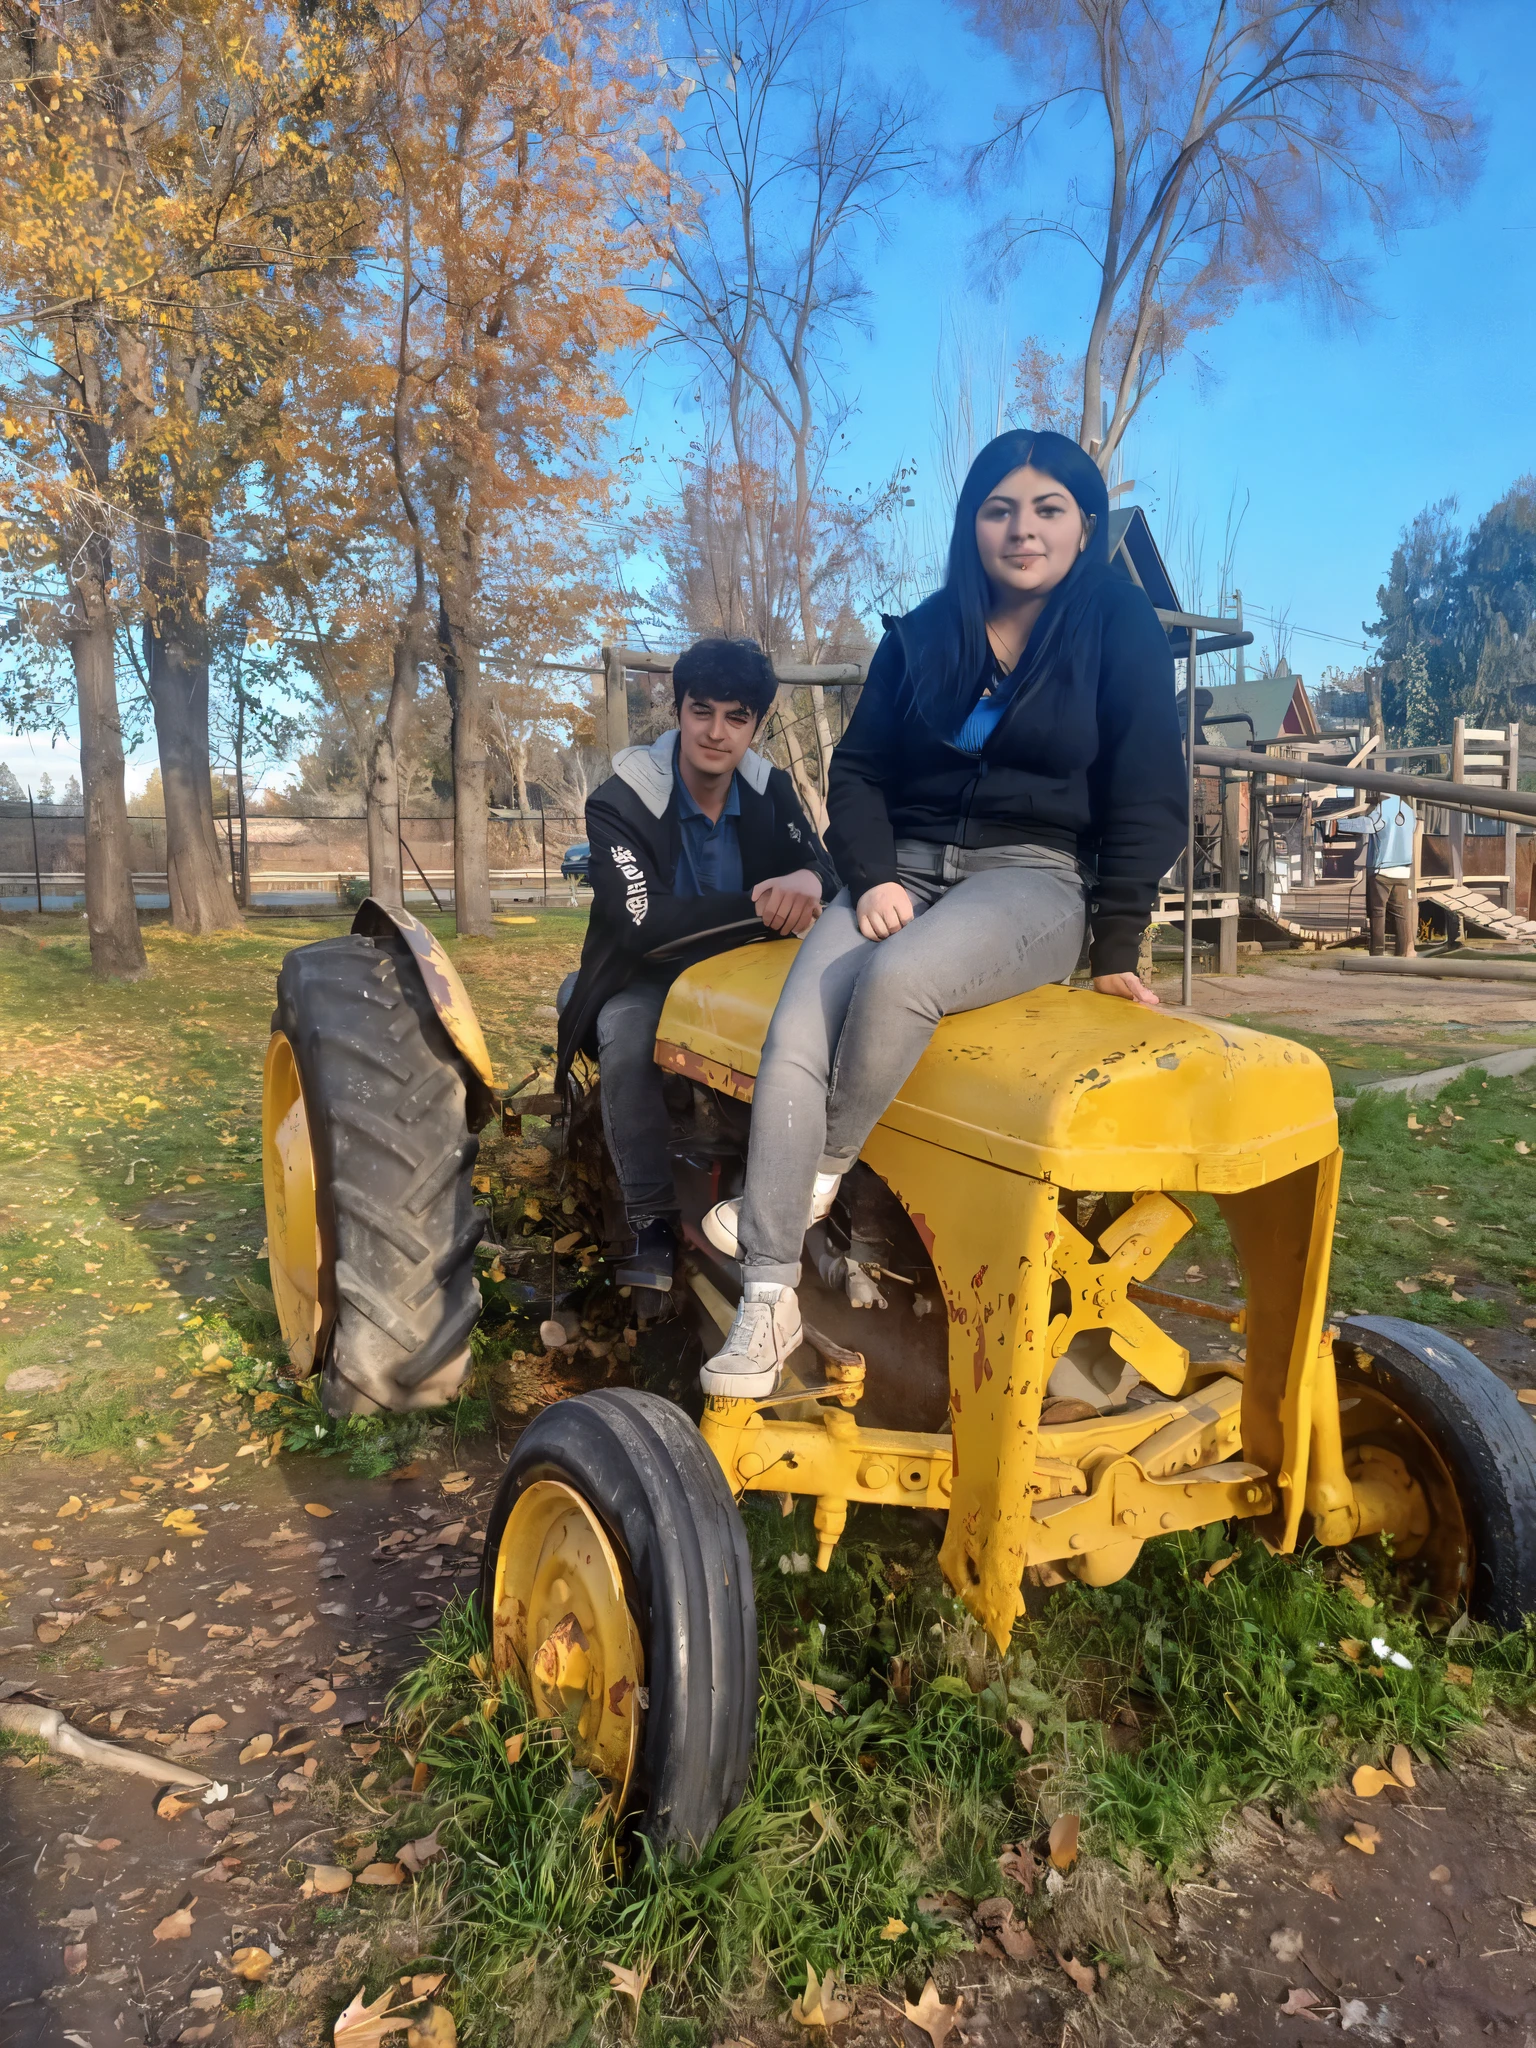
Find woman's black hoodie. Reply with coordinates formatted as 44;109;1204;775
826;575;1187;977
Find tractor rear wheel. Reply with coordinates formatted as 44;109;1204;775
263;933;485;1416
1333;1315;1536;1627
479;1388;757;1856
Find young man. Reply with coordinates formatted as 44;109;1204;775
555;637;833;1291
1336;794;1417;958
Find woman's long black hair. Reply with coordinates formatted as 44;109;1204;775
900;427;1113;734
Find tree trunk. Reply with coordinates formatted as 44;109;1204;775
439;591;492;935
364;621;420;911
144;618;241;934
70;558;147;979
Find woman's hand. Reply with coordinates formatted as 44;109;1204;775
855;881;916;940
1092;972;1160;1008
752;869;824;936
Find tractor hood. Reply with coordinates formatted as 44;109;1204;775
655;939;1336;1193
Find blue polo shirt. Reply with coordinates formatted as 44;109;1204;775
673;758;744;899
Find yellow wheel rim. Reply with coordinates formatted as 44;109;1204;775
262;1032;323;1376
490;1479;644;1802
1338;1369;1473;1607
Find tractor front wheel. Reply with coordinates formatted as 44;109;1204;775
479;1389;758;1856
1333;1315;1536;1628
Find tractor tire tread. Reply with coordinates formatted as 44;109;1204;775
273;934;483;1415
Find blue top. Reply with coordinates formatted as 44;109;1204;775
1336;796;1416;874
672;758;744;898
953;654;1015;754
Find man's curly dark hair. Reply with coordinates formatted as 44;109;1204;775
671;637;778;723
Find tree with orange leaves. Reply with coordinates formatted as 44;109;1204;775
365;0;667;935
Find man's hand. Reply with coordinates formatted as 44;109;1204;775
1092;972;1160;1008
855;881;916;941
752;868;823;937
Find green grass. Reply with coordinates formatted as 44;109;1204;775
360;1507;1536;2048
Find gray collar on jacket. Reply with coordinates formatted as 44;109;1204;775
610;726;772;819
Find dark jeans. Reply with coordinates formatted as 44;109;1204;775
596;979;675;1227
1366;871;1414;956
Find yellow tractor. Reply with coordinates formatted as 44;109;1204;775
262;900;1536;1853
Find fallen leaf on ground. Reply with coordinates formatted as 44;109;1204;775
152;1904;195;1941
304;1503;334;1519
1445;1662;1474;1686
167;1611;196;1632
56;1497;82;1518
1012;1715;1034;1753
162;1510;201;1535
231;1947;274;1982
63;1943;88;1975
216;1582;251;1605
307;1864;354;1894
1519;1904;1536;1928
156;1793;194;1821
1269;1927;1305;1964
239;1734;273;1763
1351;1764;1395;1798
903;1978;962;2043
1213;1991;1238;2013
795;1677;841;1715
407;1976;446;1998
411;1760;432;1794
357;1863;407;1886
1048;1812;1081;1870
1389;1743;1416;1789
1307;1870;1340;1898
790;1963;851;2031
604;1961;650;2008
187;1713;225;1736
1339;1998;1372;2031
308;1689;337;1716
880;1917;907;1940
1394;1278;1421;1295
1281;1988;1320;2015
1338;1639;1364;1661
406;2007;456;2048
975;1895;1036;1961
504;1733;525;1764
397;1827;444;1873
1056;1952;1096;1998
1428;1864;1450;1884
1344;1823;1381;1855
440;1473;473;1495
351;1741;381;1760
1202;1553;1237;1586
1339;1572;1374;1606
333;1984;419;2048
998;1842;1036;1892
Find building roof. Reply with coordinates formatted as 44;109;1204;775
1201;663;1319;745
1107;507;1182;613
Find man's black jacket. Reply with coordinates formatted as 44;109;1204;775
555;729;834;1090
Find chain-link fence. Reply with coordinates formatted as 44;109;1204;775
0;806;590;914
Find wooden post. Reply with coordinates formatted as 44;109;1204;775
1183;627;1196;1006
1410;816;1423;956
1299;796;1315;888
1505;722;1520;912
1449;716;1466;886
602;646;629;759
26;785;42;913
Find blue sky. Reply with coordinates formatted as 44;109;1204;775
5;0;1532;791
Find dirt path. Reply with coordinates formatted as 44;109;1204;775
0;1437;502;2048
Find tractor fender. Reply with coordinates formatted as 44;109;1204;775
350;897;496;1091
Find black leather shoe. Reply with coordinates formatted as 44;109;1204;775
614;1216;676;1292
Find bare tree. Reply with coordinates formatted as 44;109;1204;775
965;1;1478;471
654;0;922;819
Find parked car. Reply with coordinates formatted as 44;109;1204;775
560;840;590;884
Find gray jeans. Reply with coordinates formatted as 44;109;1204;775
737;843;1087;1285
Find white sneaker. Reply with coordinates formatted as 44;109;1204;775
702;1172;844;1259
699;1283;803;1398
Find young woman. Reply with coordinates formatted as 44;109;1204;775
699;427;1188;1396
